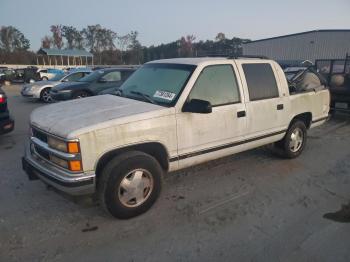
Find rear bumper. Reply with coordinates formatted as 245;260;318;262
22;143;95;195
0;117;14;134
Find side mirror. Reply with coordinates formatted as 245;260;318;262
182;99;212;114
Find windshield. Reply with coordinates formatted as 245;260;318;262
78;70;104;82
120;63;196;106
50;74;66;81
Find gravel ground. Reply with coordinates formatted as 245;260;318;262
0;85;349;262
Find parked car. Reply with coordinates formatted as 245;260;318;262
0;69;6;81
37;68;64;81
0;86;14;135
22;57;330;219
7;67;41;83
315;54;350;112
50;67;136;101
21;70;92;103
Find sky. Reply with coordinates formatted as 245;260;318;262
1;0;349;51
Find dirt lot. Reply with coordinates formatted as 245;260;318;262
0;85;349;262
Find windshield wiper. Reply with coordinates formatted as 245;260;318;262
130;91;156;104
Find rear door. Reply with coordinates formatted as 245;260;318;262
235;61;289;138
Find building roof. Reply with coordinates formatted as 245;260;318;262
37;48;93;57
245;29;350;44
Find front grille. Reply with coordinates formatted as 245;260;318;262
32;128;48;143
34;144;50;160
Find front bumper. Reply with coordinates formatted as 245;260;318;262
21;87;40;99
22;143;95;195
0;117;14;134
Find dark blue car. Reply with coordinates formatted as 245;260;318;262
50;67;136;101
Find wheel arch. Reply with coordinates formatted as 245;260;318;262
40;86;52;97
95;142;170;181
291;112;312;129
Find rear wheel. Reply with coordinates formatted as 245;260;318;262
40;87;53;103
98;151;163;219
274;120;307;158
73;91;90;99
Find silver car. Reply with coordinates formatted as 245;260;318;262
21;70;91;102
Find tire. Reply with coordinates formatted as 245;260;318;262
40;87;53;103
42;76;48;81
72;91;90;99
98;151;163;219
275;120;307;159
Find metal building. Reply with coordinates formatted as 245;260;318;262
242;30;350;66
37;48;94;66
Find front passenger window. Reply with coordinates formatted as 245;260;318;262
188;64;240;106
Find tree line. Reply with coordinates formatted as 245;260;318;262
0;25;251;65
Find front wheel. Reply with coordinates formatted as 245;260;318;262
40;87;53;103
275;120;307;158
98;151;163;219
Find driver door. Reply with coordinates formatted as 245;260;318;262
175;64;247;169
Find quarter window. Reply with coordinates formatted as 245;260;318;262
242;63;279;101
188;64;240;106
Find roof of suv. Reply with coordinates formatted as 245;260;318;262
148;57;272;66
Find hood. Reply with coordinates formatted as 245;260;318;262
30;95;172;138
52;81;88;91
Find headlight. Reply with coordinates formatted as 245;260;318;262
47;136;82;172
50;155;69;169
48;136;68;152
50;154;82;172
23;85;31;91
47;136;80;154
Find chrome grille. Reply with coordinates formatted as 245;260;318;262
32;127;48;143
34;144;50;160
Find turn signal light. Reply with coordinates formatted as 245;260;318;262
68;142;80;153
69;160;82;172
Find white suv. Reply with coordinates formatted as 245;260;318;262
23;57;330;219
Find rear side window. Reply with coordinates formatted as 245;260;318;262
102;71;121;82
242;63;279;101
66;72;84;82
188;64;240;106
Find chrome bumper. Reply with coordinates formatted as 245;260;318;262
22;143;95;195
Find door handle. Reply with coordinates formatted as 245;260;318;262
237;111;246;118
277;104;284;110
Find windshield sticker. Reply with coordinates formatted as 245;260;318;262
153;90;176;101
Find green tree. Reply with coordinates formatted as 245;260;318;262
50;25;64;49
41;35;53;48
0;26;30;51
